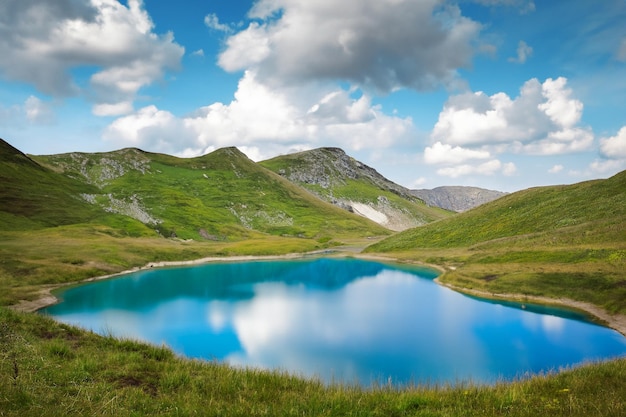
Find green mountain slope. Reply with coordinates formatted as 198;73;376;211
368;170;626;251
366;171;626;314
33;146;389;241
0;138;148;233
260;147;451;231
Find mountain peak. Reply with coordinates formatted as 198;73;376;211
411;186;507;212
0;138;44;169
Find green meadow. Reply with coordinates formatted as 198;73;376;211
1;138;625;416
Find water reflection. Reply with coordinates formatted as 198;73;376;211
42;258;626;387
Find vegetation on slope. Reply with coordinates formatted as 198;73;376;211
0;139;150;234
261;147;450;230
2;307;625;417
367;171;626;314
2;138;625;415
35;146;389;241
1;139;389;305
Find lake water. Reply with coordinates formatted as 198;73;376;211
41;257;626;387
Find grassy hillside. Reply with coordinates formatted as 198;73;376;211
0;139;150;234
369;170;625;250
2;139;392;305
260;147;450;231
35;146;389;241
366;171;626;314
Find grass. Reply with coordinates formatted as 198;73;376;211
260;148;451;225
2;139;626;415
0;225;337;307
366;171;626;315
33;146;391;241
1;307;625;416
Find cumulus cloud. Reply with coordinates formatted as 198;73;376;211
432;77;592;154
426;77;594;178
204;13;232;32
24;96;55;124
508;40;533;64
0;0;184;115
424;142;491;165
600;127;626;159
436;159;516;178
103;71;413;160
548;164;564;174
0;95;55;125
218;0;482;92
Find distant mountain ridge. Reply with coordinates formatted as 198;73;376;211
411;186;507;212
260;148;450;231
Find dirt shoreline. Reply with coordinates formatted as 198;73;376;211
9;251;626;337
435;278;626;337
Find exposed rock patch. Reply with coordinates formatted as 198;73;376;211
266;148;433;231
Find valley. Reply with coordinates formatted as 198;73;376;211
1;137;625;416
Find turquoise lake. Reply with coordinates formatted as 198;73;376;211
41;257;626;387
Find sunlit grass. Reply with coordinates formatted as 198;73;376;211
0;226;332;306
1;308;624;416
366;171;626;315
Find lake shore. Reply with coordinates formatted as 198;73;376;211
434;278;626;337
9;250;626;337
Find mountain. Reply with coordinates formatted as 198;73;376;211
410;186;507;212
368;170;626;252
0;138;146;232
28;145;389;241
260;148;451;231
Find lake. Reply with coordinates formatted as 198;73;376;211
41;257;626;387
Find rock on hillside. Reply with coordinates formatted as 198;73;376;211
261;148;450;231
411;186;507;212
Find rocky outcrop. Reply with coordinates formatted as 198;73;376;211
277;147;415;199
264;148;441;231
41;148;152;188
411;186;506;212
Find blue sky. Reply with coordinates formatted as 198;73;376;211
1;0;625;192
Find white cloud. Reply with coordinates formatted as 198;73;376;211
600;127;626;159
431;77;591;155
0;0;184;115
426;77;594;179
548;164;564;174
424;142;491;165
436;159;512;178
411;177;427;188
103;105;189;153
0;95;54;125
508;40;533;64
538;77;582;129
191;49;205;57
204;13;232;32
104;71;413;160
588;158;626;174
93;102;134;117
218;0;481;92
24;96;55;124
502;162;517;176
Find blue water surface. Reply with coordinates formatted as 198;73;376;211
41;258;626;387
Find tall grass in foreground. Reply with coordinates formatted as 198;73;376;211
1;308;624;416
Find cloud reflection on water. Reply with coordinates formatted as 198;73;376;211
42;259;626;387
